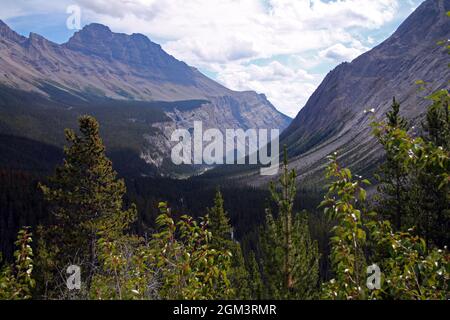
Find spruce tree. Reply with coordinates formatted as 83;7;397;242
207;190;250;299
374;93;450;246
422;90;450;150
376;97;410;230
415;89;450;246
260;147;320;299
386;97;408;130
246;251;263;300
38;116;136;296
207;190;232;248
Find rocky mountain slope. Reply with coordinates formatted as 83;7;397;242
0;21;290;176
234;0;449;187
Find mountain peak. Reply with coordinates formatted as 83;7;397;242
29;32;46;41
65;23;113;52
73;23;113;42
64;22;196;84
388;0;450;44
26;32;59;50
0;20;26;43
78;23;112;36
65;23;162;61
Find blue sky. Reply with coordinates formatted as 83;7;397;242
0;0;425;117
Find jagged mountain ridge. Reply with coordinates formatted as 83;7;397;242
0;21;231;100
0;20;290;176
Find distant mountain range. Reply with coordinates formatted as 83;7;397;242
0;20;290;176
224;0;449;187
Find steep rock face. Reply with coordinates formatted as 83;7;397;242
143;92;286;168
274;0;450;185
0;21;290;176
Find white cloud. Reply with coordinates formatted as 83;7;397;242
74;0;400;65
0;1;69;20
216;61;322;117
319;43;368;63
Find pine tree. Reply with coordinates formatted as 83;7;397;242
415;89;450;246
375;97;410;230
207;190;250;299
207;190;232;248
386;97;408;130
246;251;263;300
422;90;450;150
260;147;320;299
38;116;136;297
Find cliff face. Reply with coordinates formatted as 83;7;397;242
0;20;290;176
276;0;450;184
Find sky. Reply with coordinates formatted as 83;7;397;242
0;0;425;117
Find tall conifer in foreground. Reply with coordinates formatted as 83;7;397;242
37;116;136;297
260;147;320;299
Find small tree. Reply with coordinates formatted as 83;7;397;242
260;147;320;299
367;219;449;300
320;153;369;300
246;251;264;300
90;233;156;300
150;202;233;300
0;228;35;300
375;98;410;230
207;189;250;299
386;97;409;130
321;155;449;300
422;89;450;150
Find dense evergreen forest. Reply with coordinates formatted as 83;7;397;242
0;164;328;281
